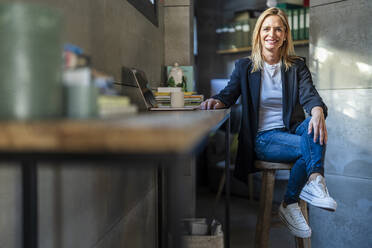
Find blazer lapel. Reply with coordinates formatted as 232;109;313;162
281;65;292;128
248;69;261;117
249;69;261;132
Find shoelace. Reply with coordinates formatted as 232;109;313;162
309;176;328;197
289;205;307;226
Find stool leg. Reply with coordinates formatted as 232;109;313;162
214;172;226;210
248;174;254;202
295;200;311;248
255;170;276;248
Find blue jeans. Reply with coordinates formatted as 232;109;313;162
255;117;326;204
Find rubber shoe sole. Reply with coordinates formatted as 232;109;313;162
278;205;312;238
299;190;337;212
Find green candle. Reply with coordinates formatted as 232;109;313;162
0;3;63;119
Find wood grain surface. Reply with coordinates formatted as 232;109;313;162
0;109;230;154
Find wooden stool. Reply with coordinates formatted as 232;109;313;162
254;160;311;248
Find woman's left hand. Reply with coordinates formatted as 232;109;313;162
308;106;328;145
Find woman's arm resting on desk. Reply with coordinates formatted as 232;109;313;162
308;106;328;145
200;98;226;110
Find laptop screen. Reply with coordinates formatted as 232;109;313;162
120;67;157;111
133;69;157;107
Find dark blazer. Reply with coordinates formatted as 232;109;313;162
213;57;327;183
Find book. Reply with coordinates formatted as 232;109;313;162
154;91;196;96
97;95;138;117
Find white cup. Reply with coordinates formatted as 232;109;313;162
170;91;184;108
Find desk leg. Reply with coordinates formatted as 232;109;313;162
158;167;167;248
225;116;231;248
167;156;189;248
22;161;38;248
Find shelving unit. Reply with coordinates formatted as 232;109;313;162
217;40;309;54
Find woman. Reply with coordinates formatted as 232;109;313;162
200;7;336;238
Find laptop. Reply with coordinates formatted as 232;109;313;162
120;67;199;112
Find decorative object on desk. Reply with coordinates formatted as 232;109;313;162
157;87;182;93
63;60;98;119
63;67;91;86
0;3;63;120
167;62;186;91
170;91;184;108
91;69;117;95
167;63;195;92
64;84;98;119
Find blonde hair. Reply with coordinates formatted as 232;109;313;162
250;7;300;72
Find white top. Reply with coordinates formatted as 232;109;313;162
257;61;285;132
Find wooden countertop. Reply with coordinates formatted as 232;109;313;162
0;109;230;154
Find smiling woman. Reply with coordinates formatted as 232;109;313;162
127;0;158;26
200;7;336;243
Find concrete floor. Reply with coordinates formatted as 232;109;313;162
196;187;298;248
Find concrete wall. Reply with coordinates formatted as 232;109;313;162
0;0;165;247
164;0;194;66
309;0;372;247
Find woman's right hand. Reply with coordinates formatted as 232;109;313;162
199;98;226;110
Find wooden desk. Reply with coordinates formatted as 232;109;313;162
0;109;232;248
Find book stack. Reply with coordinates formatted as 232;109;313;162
154;88;204;107
98;95;138;117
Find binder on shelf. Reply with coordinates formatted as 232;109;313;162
248;18;257;47
234;10;250;22
234;21;243;48
299;8;305;40
221;26;229;50
277;2;303;9
228;24;236;49
241;20;250;47
216;28;223;50
292;9;299;40
284;9;293;40
305;7;309;39
234;10;251;48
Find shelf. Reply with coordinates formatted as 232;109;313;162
217;40;309;55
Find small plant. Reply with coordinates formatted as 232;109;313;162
167;76;176;87
167;75;187;92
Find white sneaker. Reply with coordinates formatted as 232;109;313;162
300;175;337;211
279;202;312;238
